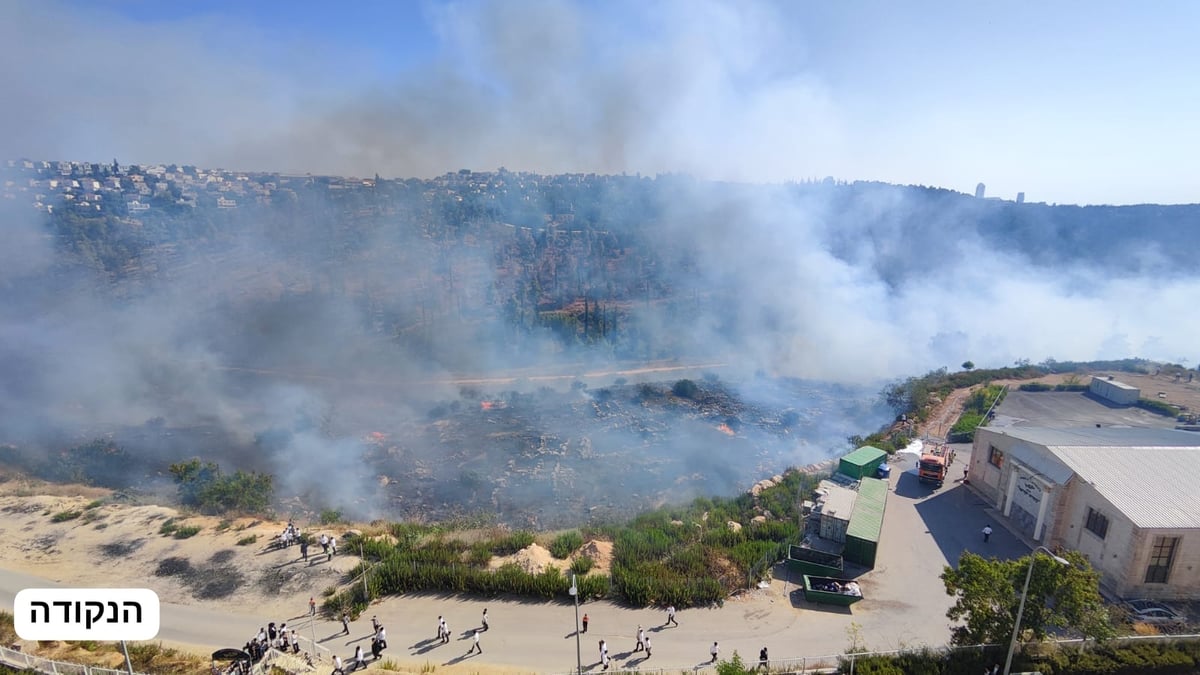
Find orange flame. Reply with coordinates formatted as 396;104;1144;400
716;423;735;436
480;401;495;410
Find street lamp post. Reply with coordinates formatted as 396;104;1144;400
120;640;134;675
1003;545;1070;675
569;574;582;675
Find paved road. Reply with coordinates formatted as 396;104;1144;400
0;456;1031;673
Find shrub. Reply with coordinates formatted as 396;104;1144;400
173;525;202;539
570;555;595;576
550;531;584;559
236;534;258;546
84;500;104;510
159;519;178;536
319;508;344;525
51;510;82;522
489;530;535;556
672;379;700;399
169;458;274;514
1137;398;1181;417
467;544;493;567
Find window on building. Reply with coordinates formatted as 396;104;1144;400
1084;507;1109;539
988;446;1004;468
1144;537;1179;584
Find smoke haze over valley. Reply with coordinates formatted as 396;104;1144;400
2;0;1199;522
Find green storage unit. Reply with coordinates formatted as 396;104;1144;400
837;446;888;480
786;545;845;578
843;476;887;568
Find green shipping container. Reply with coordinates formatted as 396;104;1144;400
843;477;887;568
838;446;888;480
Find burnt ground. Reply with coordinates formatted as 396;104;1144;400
358;378;888;528
16;374;889;530
153;554;246;600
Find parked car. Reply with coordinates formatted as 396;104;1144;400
1123;601;1187;628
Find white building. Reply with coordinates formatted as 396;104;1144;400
968;426;1200;599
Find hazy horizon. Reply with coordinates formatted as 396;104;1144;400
2;0;1199;206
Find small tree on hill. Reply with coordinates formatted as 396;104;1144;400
962;360;975;371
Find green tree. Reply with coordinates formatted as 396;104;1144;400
169;458;274;514
941;550;1114;646
962;360;975;371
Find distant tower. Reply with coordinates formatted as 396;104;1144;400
975;183;986;199
1016;192;1025;204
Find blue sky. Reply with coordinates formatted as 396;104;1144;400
4;0;1198;205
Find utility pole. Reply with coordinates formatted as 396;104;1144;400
120;640;134;675
360;542;370;603
569;574;582;675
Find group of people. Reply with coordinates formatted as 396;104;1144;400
330;615;387;674
434;608;491;655
586;606;770;671
274;520;341;565
242;621;302;662
276;521;301;548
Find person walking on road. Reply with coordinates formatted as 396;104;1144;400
341;612;350;636
332;655;344;675
710;641;720;663
441;618;450;644
467;629;482;655
665;605;678;627
643;634;652;659
759;646;769;670
982;525;993;542
581;613;589;634
599;640;609;671
308;597;316;617
481;607;489;631
300;538;309;562
634;625;645;652
436;616;445;641
353;645;366;671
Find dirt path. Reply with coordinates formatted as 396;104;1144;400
916;387;974;442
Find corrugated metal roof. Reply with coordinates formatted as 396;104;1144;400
841;445;888;467
1051;446;1200;529
984;426;1200;448
1007;441;1075;485
1091;377;1138;391
846;477;887;542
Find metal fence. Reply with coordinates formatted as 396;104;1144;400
552;633;1200;675
0;643;143;675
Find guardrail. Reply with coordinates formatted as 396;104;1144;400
0;643;144;675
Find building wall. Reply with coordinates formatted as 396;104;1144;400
1054;479;1139;595
969;429;1062;542
1118;527;1200;600
1046;463;1199;600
